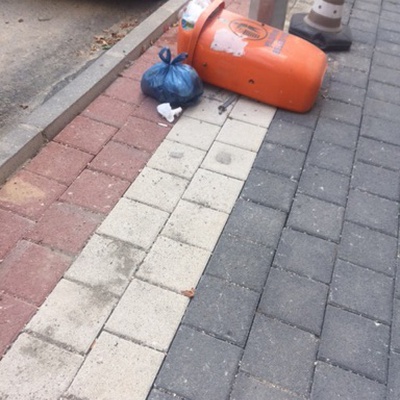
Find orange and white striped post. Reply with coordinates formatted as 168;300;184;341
289;0;352;51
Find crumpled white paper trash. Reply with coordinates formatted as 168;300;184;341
157;103;183;123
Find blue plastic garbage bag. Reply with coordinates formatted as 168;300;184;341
141;47;203;107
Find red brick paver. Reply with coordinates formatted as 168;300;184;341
54;115;118;155
90;140;150;180
0;293;37;357
61;169;131;214
25;142;93;186
25;202;103;255
0;240;71;306
114;116;169;152
105;77;147;105
0;209;34;260
0;170;67;221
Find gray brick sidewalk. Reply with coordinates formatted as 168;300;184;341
150;0;400;398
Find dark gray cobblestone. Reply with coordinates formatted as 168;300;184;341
313;117;358;149
287;194;344;242
205;234;274;292
241;313;318;396
266;119;313;152
330;259;393;323
242;168;297;212
345;189;398;236
351;162;400;201
231;373;303;400
151;1;400;397
307;140;354;175
183;275;259;347
298;164;350;206
311;362;386;400
259;267;328;335
319;306;390;383
274;228;337;284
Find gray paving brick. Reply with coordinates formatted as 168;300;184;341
231;372;303;400
331;66;369;88
320;99;362;126
354;0;381;13
319;306;390;382
378;28;400;44
350;42;375;59
391;299;400;352
155;326;242;400
331;52;371;73
345;189;398;236
311;362;386;400
357;137;400;171
330;259;393;323
327;81;366;107
387;351;400;400
287;194;344;242
148;389;185;400
365;97;400;123
273;109;320;129
242;168;297;212
372;51;400;70
352;162;400;201
361;115;400;146
370;64;400;87
275;228;336;283
313;117;359;149
339;222;397;276
351;28;377;44
265;120;313;152
380;9;399;23
382;1;400;13
183;275;259;347
351;8;380;22
254;142;306;180
307;140;354;175
224;199;286;248
379;18;400;34
241;313;318;396
349;18;378;34
0;333;83;400
368;80;400;105
205;234;274;292
259;267;328;335
298;165;350;206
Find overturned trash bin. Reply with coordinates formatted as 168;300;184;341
178;0;327;113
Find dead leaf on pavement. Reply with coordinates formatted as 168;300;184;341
181;288;195;298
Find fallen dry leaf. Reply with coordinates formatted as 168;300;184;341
181;288;195;298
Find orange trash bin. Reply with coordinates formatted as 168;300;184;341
178;0;327;113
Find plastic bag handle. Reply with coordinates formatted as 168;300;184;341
186;0;225;65
159;47;172;64
171;52;189;64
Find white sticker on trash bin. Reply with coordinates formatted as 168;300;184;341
211;28;247;57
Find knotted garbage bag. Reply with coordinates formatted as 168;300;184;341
141;47;203;108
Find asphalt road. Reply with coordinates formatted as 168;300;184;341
0;0;166;139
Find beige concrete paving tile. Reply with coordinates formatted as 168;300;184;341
201;141;257;181
162;199;229;251
66;331;163;400
0;333;83;400
124;167;188;213
183;97;232;126
27;279;116;354
229;97;276;128
136;236;210;292
97;198;169;250
183;168;244;213
105;279;188;352
147;139;206;179
217;118;267;152
202;84;236;102
167;115;220;151
65;234;146;296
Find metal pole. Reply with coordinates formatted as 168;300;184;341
249;0;289;29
